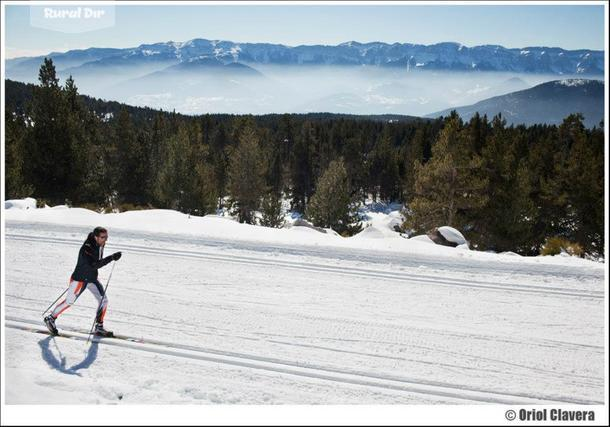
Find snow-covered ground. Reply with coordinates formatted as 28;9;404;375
2;203;606;404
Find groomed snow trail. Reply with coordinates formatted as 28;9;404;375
4;221;605;404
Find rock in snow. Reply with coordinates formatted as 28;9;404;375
4;197;36;210
437;226;468;246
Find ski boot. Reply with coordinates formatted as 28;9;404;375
94;323;114;338
43;315;59;336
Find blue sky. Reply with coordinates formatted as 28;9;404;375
4;3;606;58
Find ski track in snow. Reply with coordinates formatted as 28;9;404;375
4;318;594;405
6;232;603;299
3;221;606;404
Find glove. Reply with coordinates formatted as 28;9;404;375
112;251;122;261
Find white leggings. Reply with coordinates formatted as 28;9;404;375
51;278;108;323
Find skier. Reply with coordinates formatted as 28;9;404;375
44;226;121;337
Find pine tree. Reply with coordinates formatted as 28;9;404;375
307;158;362;235
260;192;285;228
192;156;219;216
467;112;488;155
263;127;284;195
38;58;59;88
153;125;193;211
548;114;604;256
475;115;535;252
226;125;266;224
64;75;78;111
25;59;80;203
369;132;400;202
290;121;315;212
277;114;295;195
114;108;147;204
526;129;559;253
208;122;230;209
342;135;367;202
81;142;110;207
5;110;33;198
148;113;170;205
401;127;426;203
403;115;488;234
277;114;295;164
62;74;100;204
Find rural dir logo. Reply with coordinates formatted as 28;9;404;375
505;408;595;422
30;5;115;33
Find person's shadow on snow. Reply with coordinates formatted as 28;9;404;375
38;336;99;376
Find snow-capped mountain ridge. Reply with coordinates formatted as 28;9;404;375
7;38;604;75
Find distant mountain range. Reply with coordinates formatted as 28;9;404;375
5;38;604;119
428;79;604;128
6;38;604;81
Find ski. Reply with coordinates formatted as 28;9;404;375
7;317;146;343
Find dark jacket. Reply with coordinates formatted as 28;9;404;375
71;232;113;282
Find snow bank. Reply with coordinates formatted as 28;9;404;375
409;235;435;244
4;197;36;210
353;224;390;239
3;198;601;268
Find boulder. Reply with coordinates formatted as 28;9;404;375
426;226;468;248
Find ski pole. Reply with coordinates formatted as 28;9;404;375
42;287;69;316
86;261;117;345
